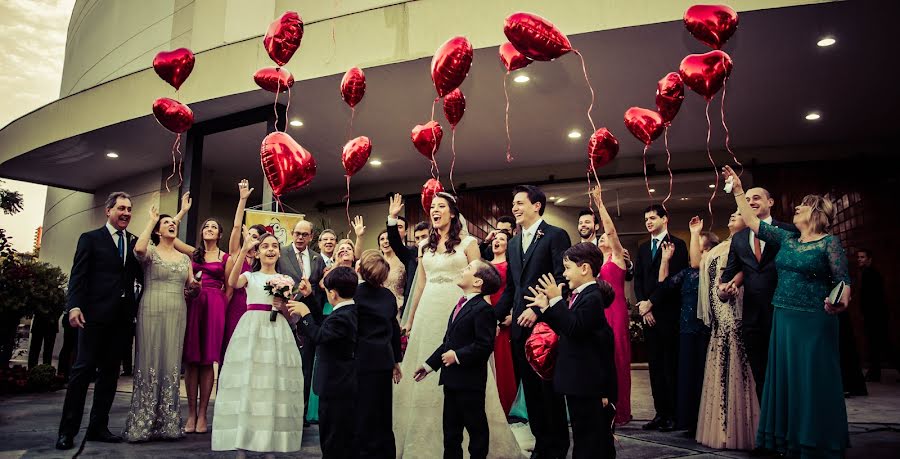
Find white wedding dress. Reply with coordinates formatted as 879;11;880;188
393;236;524;458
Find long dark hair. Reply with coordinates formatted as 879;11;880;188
151;214;173;245
252;232;281;272
245;223;270;249
426;192;463;254
193;218;223;263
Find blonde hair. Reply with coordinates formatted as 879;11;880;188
358;249;390;286
801;194;835;234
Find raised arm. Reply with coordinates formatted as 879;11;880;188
352;215;366;260
172;192;196;255
591;186;625;267
134;203;160;258
228;180;254;255
386;194;412;265
723;166;760;234
229;237;258;289
688;216;704;269
658;241;674;282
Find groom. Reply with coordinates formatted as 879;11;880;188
495;185;571;459
56;192;143;449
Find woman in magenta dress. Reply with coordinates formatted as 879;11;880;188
592;186;632;425
489;230;517;416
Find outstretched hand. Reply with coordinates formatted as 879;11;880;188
660;241;675;262
352;215;366;237
388;193;404;219
238;179;254;200
413;365;430;382
536;273;563;300
181;191;192;212
722;165;743;195
590;185;604;206
689;216;703;234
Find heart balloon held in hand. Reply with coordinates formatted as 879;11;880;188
260;131;316;196
431;36;473;98
411;121;444;160
264;11;304;66
683;4;739;50
152;98;193;133
587;128;619;171
499;41;532;72
341;136;372;177
443;88;466;128
504;12;572;62
340;67;366;108
624;107;665;145
254;67;294;93
421;178;444;212
679;50;733;99
153;48;195;90
656;72;685;124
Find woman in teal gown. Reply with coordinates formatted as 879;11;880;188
724;166;851;458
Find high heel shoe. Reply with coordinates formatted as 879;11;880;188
195;417;208;434
184;416;196;434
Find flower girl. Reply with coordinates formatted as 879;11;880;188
212;233;304;456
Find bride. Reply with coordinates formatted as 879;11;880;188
393;192;524;458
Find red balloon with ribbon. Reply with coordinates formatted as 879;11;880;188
431;37;473;98
655;72;686;209
340;67;366;134
152;97;194;192
264;12;304;66
342;136;372;225
412;121;443;179
153;48;194;91
624;107;668;206
421;178;444;213
260;131;317;203
684;4;738;50
254;67;294;93
498;41;532;163
442;88;465;193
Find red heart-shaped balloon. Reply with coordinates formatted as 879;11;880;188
684;4;739;50
342;136;372;177
254;67;294;93
340;67;366;108
499;41;532;72
624;107;665;145
152;97;193;133
153;48;195;90
679;50;733;99
421;178;444;212
525;322;559;380
431;36;473;98
264;11;304;67
504;12;572;62
443;88;466;128
587;128;619;171
260;131;316;196
411;121;443;160
656;72;685;124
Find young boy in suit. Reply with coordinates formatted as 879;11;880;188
290;266;359;459
527;242;618;459
413;260;503;459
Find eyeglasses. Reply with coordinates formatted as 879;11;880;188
292;231;312;238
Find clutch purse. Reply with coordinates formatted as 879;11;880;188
828;281;846;306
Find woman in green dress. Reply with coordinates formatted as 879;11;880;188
306;238;357;423
723;166;851;458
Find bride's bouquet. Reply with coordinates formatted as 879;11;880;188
264;274;296;321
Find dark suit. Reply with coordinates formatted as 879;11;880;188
542;283;617;459
298;297;358;459
634;232;688;423
58;226;142;439
355;282;403;459
277;244;324;420
386;220;418;305
720;221;795;398
494;220;571;457
426;295;496;459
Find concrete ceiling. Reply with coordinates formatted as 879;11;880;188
2;1;895;197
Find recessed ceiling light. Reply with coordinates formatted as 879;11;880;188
556;198;565;203
648;188;656;193
680;197;690;201
567;130;581;139
513;74;530;83
549;196;557;200
709;184;716;188
106;152;119;158
370;159;382;166
290;119;303;127
817;37;836;47
805;112;821;121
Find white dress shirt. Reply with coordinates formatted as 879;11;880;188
332;299;355;311
548;280;597;308
750;216;773;255
292;245;312;279
423;292;480;371
521;218;544;253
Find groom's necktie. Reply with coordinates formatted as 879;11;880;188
452;296;467;321
115;230;125;264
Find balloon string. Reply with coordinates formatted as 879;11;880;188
164;133;183;192
720;73;743;176
430;97;438;121
642;144;652;202
345;175;352;228
449;128;457;194
429;97;440;180
705;99;718;232
662;127;674;214
285;85;292;127
348;107;355;140
574;50;597;133
324;22;337;65
586;170;595;217
504;73;513;162
273;79;281;132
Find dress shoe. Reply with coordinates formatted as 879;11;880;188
642;416;663;430
85;429;123;443
55;435;74;450
658;419;676;432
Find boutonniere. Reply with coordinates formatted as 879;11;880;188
535;229;545;241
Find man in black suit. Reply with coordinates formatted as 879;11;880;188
634;204;688;432
276;219;324;425
355;251;404;458
719;187;797;400
857;249;897;382
56;192;143;450
494;185;571;459
386;194;420;306
530;243;618;459
291;267;359;459
480;215;516;261
414;260;503;459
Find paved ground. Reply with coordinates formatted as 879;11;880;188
0;368;897;458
